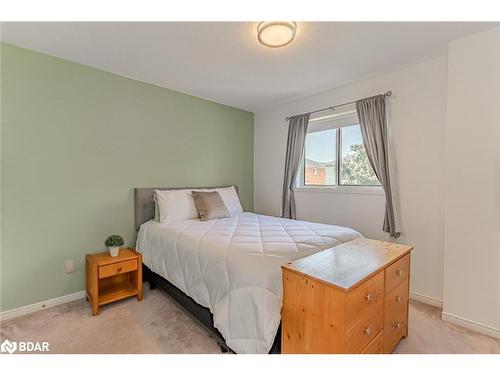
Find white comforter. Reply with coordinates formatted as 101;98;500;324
136;212;362;353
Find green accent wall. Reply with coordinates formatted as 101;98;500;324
0;43;254;312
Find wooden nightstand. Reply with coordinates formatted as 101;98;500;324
86;248;143;316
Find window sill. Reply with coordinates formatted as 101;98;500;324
294;186;384;196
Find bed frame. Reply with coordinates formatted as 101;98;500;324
134;186;281;354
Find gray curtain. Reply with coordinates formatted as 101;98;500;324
281;113;310;219
356;95;400;238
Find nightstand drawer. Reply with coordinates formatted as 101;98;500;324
99;259;137;279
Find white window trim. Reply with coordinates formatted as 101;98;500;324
295;185;384;196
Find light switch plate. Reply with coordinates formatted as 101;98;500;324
65;260;75;274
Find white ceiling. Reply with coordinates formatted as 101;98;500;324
1;22;497;112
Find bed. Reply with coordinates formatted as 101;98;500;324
134;186;363;354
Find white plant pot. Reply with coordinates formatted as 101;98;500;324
108;246;120;257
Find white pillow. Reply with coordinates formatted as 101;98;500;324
155;189;199;223
215;186;243;216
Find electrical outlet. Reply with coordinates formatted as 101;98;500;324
65;260;75;274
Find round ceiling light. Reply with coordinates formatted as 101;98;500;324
257;21;297;48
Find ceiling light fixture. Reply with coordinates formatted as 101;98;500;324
257;22;297;48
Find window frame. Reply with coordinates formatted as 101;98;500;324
298;111;383;194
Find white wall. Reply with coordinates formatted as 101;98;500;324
442;28;500;336
254;56;448;304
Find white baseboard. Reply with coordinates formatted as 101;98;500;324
409;292;500;339
442;311;500;339
0;289;446;321
0;290;86;321
409;291;443;309
2;289;499;341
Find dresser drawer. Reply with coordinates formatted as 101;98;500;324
99;259;137;279
346;271;384;328
383;316;407;353
345;302;383;353
385;278;409;319
385;254;410;292
361;331;384;354
384;279;409;353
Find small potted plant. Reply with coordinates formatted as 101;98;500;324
105;235;124;257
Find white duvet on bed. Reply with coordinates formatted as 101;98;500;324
136;212;362;353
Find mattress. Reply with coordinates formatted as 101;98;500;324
136;212;362;353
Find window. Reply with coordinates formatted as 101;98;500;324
304;128;336;185
302;114;379;187
339;125;379;186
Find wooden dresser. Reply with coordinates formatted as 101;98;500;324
281;238;412;354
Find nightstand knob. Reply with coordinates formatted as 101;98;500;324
365;293;372;302
117;267;122;272
395;296;403;303
363;327;372;336
395;269;403;276
394;321;402;329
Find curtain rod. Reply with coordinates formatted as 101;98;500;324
284;91;392;121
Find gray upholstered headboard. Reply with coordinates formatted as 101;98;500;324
134;186;239;230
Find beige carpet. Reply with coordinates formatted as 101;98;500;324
1;287;499;354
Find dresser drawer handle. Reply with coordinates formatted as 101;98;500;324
363;327;372;336
116;267;122;272
395;269;403;276
365;293;372;302
395;296;403;303
394;321;402;329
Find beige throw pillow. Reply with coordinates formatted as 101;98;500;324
191;191;230;221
